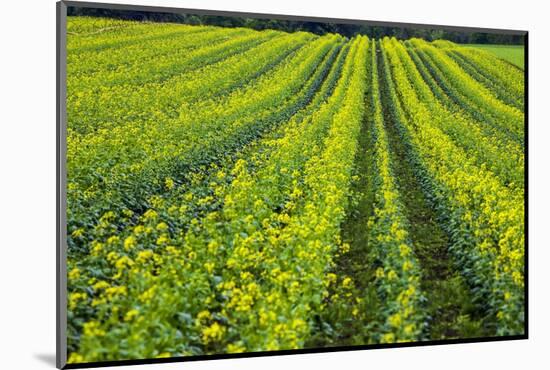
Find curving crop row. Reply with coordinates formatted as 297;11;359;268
67;35;342;252
67;17;195;53
444;49;523;110
431;40;523;104
409;43;523;148
408;39;524;145
383;37;524;335
68;26;222;77
451;47;524;98
398;40;524;189
68;28;274;90
66;39;351;264
66;37;361;361
68;31;314;135
67;16;140;36
65;18;525;362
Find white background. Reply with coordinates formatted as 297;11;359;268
0;0;547;368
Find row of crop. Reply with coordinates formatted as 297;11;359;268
217;34;368;350
177;37;367;352
67;17;194;52
67;16;140;37
431;40;524;107
451;47;524;99
68;26;221;77
68;28;273;91
66;38;360;362
65;25;525;361
68;31;313;135
365;39;425;343
408;39;524;146
67;37;350;263
382;37;524;335
67;35;341;253
131;37;350;259
397;41;524;190
444;49;523;110
407;42;524;148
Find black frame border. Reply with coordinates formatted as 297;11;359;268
56;1;529;369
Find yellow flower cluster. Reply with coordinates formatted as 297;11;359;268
201;322;225;343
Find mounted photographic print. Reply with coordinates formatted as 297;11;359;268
56;1;527;368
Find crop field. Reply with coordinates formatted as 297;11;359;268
65;17;525;363
464;44;525;69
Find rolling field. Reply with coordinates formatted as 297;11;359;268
465;44;525;69
65;17;525;363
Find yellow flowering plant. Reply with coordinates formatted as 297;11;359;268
65;16;524;363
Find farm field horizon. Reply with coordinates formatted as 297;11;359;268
65;16;525;364
463;43;525;68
